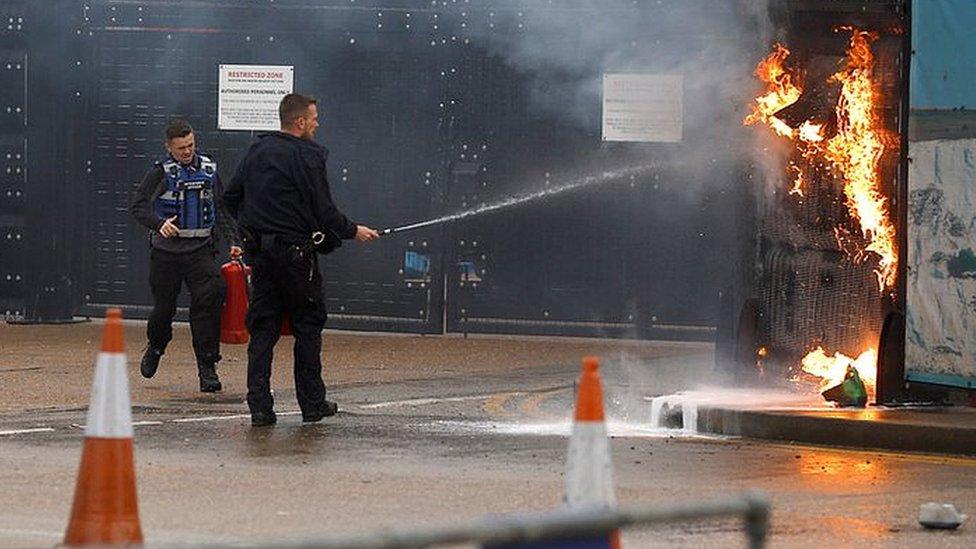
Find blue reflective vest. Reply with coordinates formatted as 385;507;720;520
152;154;217;237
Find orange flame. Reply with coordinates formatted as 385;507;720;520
823;29;898;292
745;29;898;294
798;120;825;143
800;346;877;401
789;163;805;197
744;43;802;137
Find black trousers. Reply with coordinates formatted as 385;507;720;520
147;246;225;365
245;243;328;416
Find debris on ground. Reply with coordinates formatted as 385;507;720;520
918;502;967;530
821;365;868;407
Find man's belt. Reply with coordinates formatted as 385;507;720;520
240;227;341;255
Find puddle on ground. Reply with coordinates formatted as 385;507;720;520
418;387;826;438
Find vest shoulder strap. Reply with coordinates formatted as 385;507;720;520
160;159;180;179
198;154;217;175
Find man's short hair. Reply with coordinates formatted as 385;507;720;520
165;119;194;141
279;93;317;126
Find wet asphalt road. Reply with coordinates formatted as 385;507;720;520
1;325;975;547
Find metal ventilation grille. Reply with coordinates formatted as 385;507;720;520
759;246;884;354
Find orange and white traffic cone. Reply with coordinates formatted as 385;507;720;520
565;356;621;548
64;308;143;546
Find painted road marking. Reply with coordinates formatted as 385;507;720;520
0;527;61;539
5;412;306;435
172;411;301;423
483;388;569;420
359;394;504;409
0;428;55;436
483;392;524;418
0;389;564;436
519;388;567;416
171;414;250;423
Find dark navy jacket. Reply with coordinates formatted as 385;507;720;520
223;132;357;244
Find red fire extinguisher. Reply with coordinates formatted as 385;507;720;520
221;259;295;343
220;259;250;344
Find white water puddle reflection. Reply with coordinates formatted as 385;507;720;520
417;388;834;440
418;418;728;440
418;387;829;439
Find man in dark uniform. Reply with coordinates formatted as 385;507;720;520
223;93;379;426
130;118;241;392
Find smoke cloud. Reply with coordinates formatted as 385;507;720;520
479;1;773;134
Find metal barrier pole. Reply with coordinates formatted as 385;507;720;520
178;492;769;549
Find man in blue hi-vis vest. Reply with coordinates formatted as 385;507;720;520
129;119;241;392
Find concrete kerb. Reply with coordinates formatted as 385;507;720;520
697;406;976;456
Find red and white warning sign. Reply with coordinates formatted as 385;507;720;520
218;64;294;131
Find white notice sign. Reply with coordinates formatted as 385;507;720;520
218;64;294;131
602;74;683;142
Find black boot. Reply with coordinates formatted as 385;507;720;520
251;410;277;427
302;400;339;423
197;362;222;392
140;346;164;379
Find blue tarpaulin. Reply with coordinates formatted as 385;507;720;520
907;0;976;389
911;0;976;109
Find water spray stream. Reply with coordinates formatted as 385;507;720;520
380;163;661;235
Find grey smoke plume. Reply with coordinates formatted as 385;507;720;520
476;1;774;140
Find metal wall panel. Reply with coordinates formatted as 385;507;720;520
0;0;26;320
65;0;756;338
